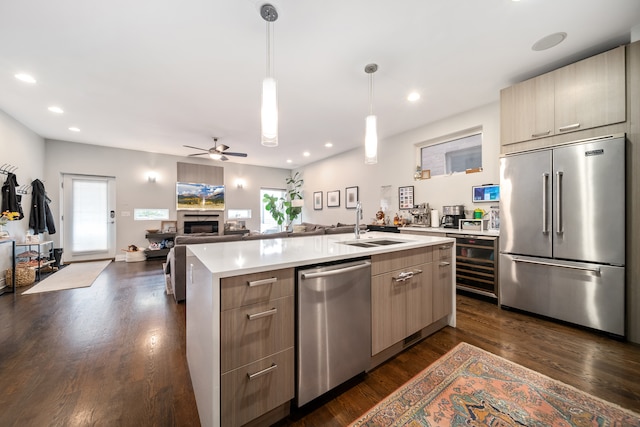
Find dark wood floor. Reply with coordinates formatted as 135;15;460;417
1;260;639;426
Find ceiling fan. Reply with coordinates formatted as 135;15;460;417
183;138;248;161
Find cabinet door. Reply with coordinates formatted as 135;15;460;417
371;270;406;355
433;252;453;322
502;73;555;145
554;46;626;134
406;262;434;336
372;262;434;355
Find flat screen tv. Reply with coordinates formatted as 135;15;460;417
176;182;225;211
472;184;500;203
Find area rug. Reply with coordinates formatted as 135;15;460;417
350;342;640;426
22;260;111;295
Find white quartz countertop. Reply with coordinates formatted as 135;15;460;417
186;231;454;278
400;226;499;237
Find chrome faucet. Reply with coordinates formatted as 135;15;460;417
355;201;363;239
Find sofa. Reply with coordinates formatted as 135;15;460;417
166;222;365;302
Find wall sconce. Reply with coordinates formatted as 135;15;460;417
236;179;246;189
147;172;157;183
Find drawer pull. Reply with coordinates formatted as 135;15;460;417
439;245;452;250
392;269;422;282
247;277;277;287
247;363;278;380
247;308;277;320
531;130;551;138
558;123;580;132
439;261;451;267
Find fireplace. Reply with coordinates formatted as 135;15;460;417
184;221;218;234
179;213;221;235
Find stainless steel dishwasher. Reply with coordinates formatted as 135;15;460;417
296;258;371;407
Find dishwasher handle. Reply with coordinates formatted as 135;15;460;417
300;261;371;280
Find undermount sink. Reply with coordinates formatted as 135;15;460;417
338;238;409;248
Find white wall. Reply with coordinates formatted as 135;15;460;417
0;110;45;278
297;102;500;226
44;140;291;260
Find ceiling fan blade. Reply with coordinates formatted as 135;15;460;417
215;144;230;152
223;152;248;157
183;144;209;151
188;153;208;157
220;155;229;161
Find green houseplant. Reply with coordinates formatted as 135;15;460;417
263;172;304;230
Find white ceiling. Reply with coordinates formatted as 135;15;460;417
1;0;639;169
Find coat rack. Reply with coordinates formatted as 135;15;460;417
0;164;18;175
17;185;30;195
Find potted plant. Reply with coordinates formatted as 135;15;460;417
263;172;304;231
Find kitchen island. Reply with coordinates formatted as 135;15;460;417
185;231;455;427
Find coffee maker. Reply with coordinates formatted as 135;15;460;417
408;203;430;226
441;205;465;228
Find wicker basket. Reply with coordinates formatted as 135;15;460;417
6;266;36;287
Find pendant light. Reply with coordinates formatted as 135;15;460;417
364;63;378;164
261;4;278;147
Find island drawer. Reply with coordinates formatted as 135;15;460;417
221;296;294;372
221;268;294;310
221;347;294;427
435;242;454;261
371;247;433;276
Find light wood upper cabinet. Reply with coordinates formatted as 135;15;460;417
501;73;555;144
554;46;626;134
501;45;626;147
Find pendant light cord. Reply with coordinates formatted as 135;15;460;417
266;21;274;78
369;72;374;115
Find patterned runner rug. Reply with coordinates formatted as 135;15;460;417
350;342;640;426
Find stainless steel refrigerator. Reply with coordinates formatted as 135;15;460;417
499;135;625;336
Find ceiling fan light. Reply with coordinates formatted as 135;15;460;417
365;115;378;164
209;153;222;160
261;77;278;146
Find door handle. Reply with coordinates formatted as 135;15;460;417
247;363;278;380
542;173;549;234
247;308;277;320
514;257;600;274
247;277;277;287
556;171;563;234
392;269;422;282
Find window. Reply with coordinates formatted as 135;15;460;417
260;188;286;233
134;209;169;220
419;130;482;177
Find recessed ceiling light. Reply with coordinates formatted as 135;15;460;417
325;142;333;148
532;32;567;51
48;106;64;114
15;73;36;84
407;92;420;102
286;159;292;163
303;151;310;157
69;127;80;132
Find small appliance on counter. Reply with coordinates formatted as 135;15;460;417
460;219;489;231
408;203;430;227
441;205;465;228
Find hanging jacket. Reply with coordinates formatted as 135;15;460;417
29;179;56;234
1;173;24;219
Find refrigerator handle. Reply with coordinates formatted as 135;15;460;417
542;173;549;234
556;171;563;234
513;257;600;274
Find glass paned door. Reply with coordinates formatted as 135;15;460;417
62;174;116;262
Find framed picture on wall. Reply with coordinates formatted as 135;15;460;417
345;186;359;209
313;191;323;210
398;185;414;210
327;190;340;207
